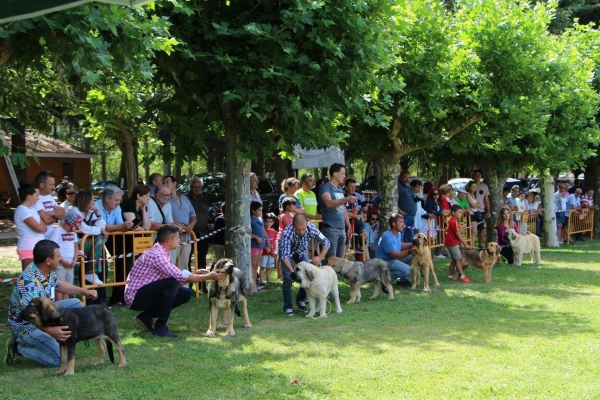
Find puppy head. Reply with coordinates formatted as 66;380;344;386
20;297;62;327
211;258;234;287
327;256;350;273
506;229;518;242
411;233;428;253
294;262;315;287
487;242;501;257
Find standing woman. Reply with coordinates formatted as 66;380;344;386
424;187;445;258
278;178;305;214
15;184;47;270
465;181;481;243
495;206;519;265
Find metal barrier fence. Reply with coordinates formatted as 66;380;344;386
425;214;473;249
78;230;199;305
566;209;595;244
510;211;537;235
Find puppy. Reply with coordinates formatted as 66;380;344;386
206;258;252;336
294;262;342;317
459;242;502;283
506;229;541;266
20;297;126;375
410;233;439;291
327;256;394;303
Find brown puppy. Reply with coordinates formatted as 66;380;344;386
206;258;252;337
410;233;439;291
458;242;502;283
327;256;394;304
20;297;126;375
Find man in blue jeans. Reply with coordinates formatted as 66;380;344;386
397;170;418;243
376;213;415;287
6;240;98;367
278;214;330;316
320;163;355;262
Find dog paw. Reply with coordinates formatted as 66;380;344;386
336;309;343;314
227;330;236;336
346;300;355;304
56;369;67;374
94;360;104;365
217;324;227;330
244;323;252;328
306;314;315;318
205;330;216;337
424;288;431;292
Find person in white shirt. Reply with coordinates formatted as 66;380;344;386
49;213;79;300
15;184;47;270
33;171;65;239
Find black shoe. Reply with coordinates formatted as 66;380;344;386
284;308;294;317
135;313;153;332
396;279;412;288
296;301;308;313
578;237;585;242
152;326;178;338
379;282;389;295
4;338;21;366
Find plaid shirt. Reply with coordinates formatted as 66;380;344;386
124;243;187;307
278;222;330;261
8;264;59;336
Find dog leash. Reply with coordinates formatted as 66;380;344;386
303;288;334;320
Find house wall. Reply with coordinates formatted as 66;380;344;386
0;157;92;207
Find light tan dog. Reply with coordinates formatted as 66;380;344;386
458;242;502;283
506;229;541;266
410;233;439;291
327;256;394;303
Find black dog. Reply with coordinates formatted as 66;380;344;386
206;258;252;336
20;297;126;375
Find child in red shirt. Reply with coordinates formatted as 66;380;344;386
261;213;277;284
445;205;472;282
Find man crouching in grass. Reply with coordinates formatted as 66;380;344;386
125;225;225;338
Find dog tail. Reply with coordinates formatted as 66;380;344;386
106;340;115;363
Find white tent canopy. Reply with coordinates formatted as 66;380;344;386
291;146;345;169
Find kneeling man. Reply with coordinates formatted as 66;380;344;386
376;213;415;287
125;225;224;338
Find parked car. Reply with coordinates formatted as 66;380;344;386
177;172;280;216
90;181;118;197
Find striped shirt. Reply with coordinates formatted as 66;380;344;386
124;243;187;307
278;222;330;261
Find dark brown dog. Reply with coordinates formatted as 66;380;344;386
458;242;502;283
20;297;126;375
206;258;252;336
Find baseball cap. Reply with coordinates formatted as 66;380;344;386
457;188;468;194
66;187;77;195
65;212;82;226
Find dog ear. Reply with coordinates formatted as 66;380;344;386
40;298;62;322
226;262;235;275
306;266;315;281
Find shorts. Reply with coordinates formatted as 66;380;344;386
251;247;263;256
56;266;74;285
17;249;34;260
471;212;486;230
556;211;568;225
261;255;275;269
446;245;462;261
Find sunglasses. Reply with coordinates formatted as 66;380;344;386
370;218;379;221
432;192;439;195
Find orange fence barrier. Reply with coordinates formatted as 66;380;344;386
566;209;595;244
425;213;473;249
78;230;199;305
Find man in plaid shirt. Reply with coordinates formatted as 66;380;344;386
278;214;330;317
125;225;224;338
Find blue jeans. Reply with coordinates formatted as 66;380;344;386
321;227;346;262
15;298;83;367
402;215;415;243
386;254;413;281
281;254;308;311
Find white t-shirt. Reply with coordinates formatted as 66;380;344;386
34;193;58;238
474;182;489;212
49;225;78;262
15;205;45;251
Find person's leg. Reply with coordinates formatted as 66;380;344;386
322;227;344;262
448;259;456;278
500;246;514;265
15;329;61;367
281;258;293;312
387;260;411;281
130;278;189;330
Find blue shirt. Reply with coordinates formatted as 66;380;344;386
251;217;265;248
319;181;346;228
278;222;330;261
94;199;124;225
397;183;417;216
169;194;196;224
376;230;403;262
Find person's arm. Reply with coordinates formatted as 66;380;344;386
184;216;196;233
484;194;491;218
185;269;224;283
309;225;330;265
56;281;97;299
455;223;471;249
23;216;47;233
70;242;78;267
321;191;355;209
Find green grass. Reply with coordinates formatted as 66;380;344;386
1;241;600;399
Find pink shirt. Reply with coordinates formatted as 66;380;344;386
124;243;187;307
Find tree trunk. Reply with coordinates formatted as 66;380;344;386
379;152;399;232
542;173;559;247
10;120;27;184
480;167;510;243
101;147;107;181
221;99;252;288
584;153;600;235
115;117;137;196
0;38;14;69
272;155;290;194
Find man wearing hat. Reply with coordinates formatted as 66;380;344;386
60;186;78;211
48;212;80;300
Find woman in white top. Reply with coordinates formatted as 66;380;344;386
15;184;47;270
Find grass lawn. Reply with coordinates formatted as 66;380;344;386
1;241;600;399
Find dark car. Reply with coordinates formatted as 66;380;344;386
90;181;118;197
177;172;280;216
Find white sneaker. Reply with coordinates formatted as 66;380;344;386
434;254;446;259
85;274;104;285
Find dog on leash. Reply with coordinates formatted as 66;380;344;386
505;229;541;266
206;258;252;336
20;297;126;375
410;233;439;291
459;242;502;283
327;256;394;303
294;262;342;317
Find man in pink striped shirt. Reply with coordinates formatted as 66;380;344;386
125;225;224;338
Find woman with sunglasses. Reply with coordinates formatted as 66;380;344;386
424;187;445;258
